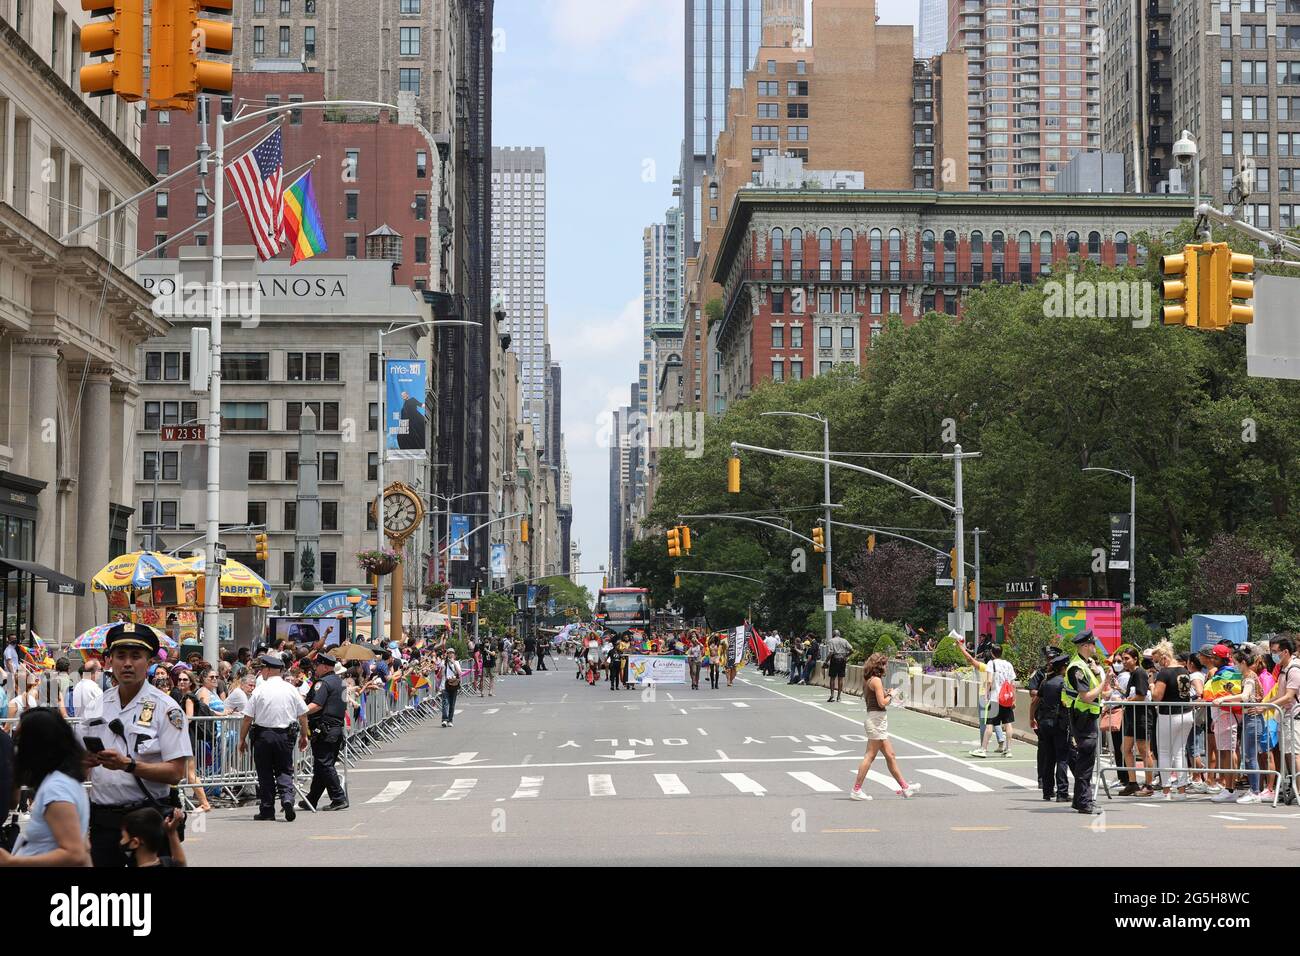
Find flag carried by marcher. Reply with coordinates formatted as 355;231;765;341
226;128;285;260
746;621;772;666
281;171;328;264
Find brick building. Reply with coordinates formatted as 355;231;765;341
707;189;1191;408
137;70;439;289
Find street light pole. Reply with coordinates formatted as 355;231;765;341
953;443;968;644
1084;466;1137;609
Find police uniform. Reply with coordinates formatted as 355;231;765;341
1037;654;1072;802
301;654;348;811
85;624;192;868
244;654;307;820
1061;632;1104;814
1027;646;1059;797
607;639;622;690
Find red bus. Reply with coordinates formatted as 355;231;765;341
595;587;649;635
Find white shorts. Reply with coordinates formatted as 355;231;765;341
864;710;889;741
1212;710;1239;750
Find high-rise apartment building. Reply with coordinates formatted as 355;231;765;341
949;0;1102;192
491;147;549;446
917;0;948;57
1102;0;1300;229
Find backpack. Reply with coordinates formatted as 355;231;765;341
995;661;1016;708
191;693;213;719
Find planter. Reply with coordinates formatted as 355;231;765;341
356;549;402;577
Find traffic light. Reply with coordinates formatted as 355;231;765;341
520;518;529;543
681;525;692;555
968;580;977;603
254;533;269;562
450;602;460;617
812;526;825;553
674;574;681;589
727;456;741;494
837;591;853;607
949;548;957;579
148;0;234;111
1160;246;1199;327
667;527;682;558
867;533;877;554
1208;243;1255;328
952;588;959;609
468;599;477;614
79;0;146;102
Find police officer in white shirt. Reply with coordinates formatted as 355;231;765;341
238;654;309;822
83;623;191;867
71;659;104;721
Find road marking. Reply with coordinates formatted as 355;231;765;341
962;764;1038;789
666;692;675;701
367;781;412;804
721;772;766;796
822;827;879;833
951;826;1009;832
1224;824;1286;830
732;702;750;708
483;708;500;715
511;776;544;799
1210;814;1247;821
917;769;993;793
654;773;690;795
1090;824;1147;830
679;709;688;714
788;771;841;793
435;778;477;801
696;727;708;736
716;749;729;761
310;835;369;840
588;774;616;797
1135;803;1164;808
654;831;705;836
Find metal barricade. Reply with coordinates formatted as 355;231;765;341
1095;698;1293;807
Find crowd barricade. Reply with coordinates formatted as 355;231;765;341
1095;698;1294;807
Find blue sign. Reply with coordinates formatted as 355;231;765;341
1191;614;1248;652
527;585;538;608
449;513;470;562
385;359;427;461
301;591;354;616
491;543;507;577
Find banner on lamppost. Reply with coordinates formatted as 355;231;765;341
934;551;953;587
384;359;428;461
1108;513;1131;571
448;514;470;562
491;543;507;577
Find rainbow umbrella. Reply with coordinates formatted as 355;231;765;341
72;623;179;652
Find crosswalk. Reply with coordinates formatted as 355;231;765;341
365;761;1039;806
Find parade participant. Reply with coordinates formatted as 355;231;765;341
687;633;703;690
238;655;309;822
618;636;632;689
608;636;622;691
725;632;738;688
441;648;462;727
481;640;498;697
850;654;919;801
299;653;348;812
708;635;722;690
1030;654;1071;801
83;623;190;867
1062;631;1106;814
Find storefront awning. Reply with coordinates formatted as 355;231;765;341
0;558;86;597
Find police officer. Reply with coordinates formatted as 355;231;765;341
1032;653;1071;802
607;636;622;691
1062;631;1106;814
84;623;191;867
299;653;348;811
1027;644;1060;796
238;654;309;821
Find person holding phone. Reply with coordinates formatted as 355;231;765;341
0;708;90;867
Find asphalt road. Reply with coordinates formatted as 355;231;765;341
189;662;1300;866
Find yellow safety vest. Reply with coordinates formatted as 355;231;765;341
1061;655;1102;716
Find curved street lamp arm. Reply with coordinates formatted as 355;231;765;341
677;512;816;545
673;570;765;585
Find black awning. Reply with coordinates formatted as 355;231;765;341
0;558;86;597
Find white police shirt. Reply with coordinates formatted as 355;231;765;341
245;674;308;729
87;681;192;806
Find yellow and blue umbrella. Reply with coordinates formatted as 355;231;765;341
91;551;181;592
170;555;272;607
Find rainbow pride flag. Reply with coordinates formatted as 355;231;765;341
281;172;327;265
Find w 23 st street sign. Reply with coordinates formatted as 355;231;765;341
160;425;206;442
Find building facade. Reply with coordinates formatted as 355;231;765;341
708;189;1191;407
949;0;1102;192
0;2;165;639
917;0;949;58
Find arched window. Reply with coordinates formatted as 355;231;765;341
1066;231;1080;255
819;228;833;255
922;230;935;255
1115;231;1129;262
942;230;957;282
1087;230;1101;261
709;181;719;199
791;227;802;245
772;227;784;257
1040;230;1053;275
869;228;882;255
790;228;803;279
1018;230;1033;281
970;230;984;256
943;229;957;253
888;228;901;256
991;231;1005;258
840;228;854;254
970;230;984;282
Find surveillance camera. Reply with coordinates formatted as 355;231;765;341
1172;130;1197;168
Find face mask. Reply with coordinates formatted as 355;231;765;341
1112;661;1124;674
1273;653;1282;664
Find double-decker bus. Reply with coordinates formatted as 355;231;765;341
594;587;650;635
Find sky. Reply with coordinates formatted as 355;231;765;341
491;0;921;579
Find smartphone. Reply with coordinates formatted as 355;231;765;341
82;736;105;754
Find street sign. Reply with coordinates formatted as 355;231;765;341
160;424;205;442
1236;583;1252;595
449;588;472;600
1004;578;1041;597
1247;275;1300;379
934;552;953;587
213;543;227;566
822;589;838;613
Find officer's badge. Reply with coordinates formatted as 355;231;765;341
167;709;183;730
138;700;156;727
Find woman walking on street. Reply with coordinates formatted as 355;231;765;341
851;654;920;802
708;635;722;690
441;648;462;727
687;632;702;690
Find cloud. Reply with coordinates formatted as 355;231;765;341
547;0;654;48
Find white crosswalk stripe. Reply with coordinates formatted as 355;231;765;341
962;764;1038;789
511;775;544;799
588;774;616;797
788;771;841;793
367;781;411;804
654;773;689;795
857;769;903;791
916;768;993;792
721;772;766;795
435;778;477;801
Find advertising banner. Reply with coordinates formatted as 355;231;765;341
384;359;428;461
627;655;687;684
730;626;745;666
1108;513;1131;570
491;543;507;577
448;513;470;562
934;551;953;587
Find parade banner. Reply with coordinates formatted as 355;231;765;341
491;543;507;577
627;655;687;684
729;625;745;666
448;514;470;562
384;359;428;461
1108;513;1131;570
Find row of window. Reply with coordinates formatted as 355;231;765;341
1220;166;1300;192
1219;25;1300;50
756;103;809;119
770;325;859;350
770;290;905;317
768;227;1129;264
146;351;345;383
141;401;349;432
1220;60;1300;86
1221;131;1300;157
755;81;810;97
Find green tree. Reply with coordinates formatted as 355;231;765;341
1005;610;1056;680
537;575;592;620
478;592;515;634
934;634;966;668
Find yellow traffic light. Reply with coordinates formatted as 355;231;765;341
674;574;681;589
952;588;958;609
968;580;977;603
667;527;682;558
681;525;692;554
867;533;876;554
149;0;234;111
451;603;460;617
949;548;957;579
727;456;741;494
1160;246;1198;327
520;518;529;543
254;533;268;562
812;526;825;553
837;591;853;607
79;0;145;102
1226;248;1255;326
468;599;478;614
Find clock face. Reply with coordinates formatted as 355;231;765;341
384;493;419;537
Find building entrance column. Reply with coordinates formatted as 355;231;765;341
18;339;60;637
75;368;113;634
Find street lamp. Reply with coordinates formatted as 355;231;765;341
346;588;363;643
761;411;834;648
1083;467;1137;608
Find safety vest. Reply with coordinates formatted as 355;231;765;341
1061;655;1102;716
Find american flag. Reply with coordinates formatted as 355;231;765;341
225;129;284;260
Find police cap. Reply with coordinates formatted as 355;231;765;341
1070;630;1095;646
314;653;337;668
260;653;286;669
105;622;160;656
1050;653;1071;668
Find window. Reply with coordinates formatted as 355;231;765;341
790;361;803;381
771;325;784;348
248;501;267;528
282;552;294;585
400;0;420;11
286;401;339;431
414;193;428;220
221;402;268;431
416;151;427;179
248;451;268;481
870;291;882;315
278;26;290;55
222;352;269;381
400;68;420;93
771;227;784;257
757;80;779;96
818;326;832;349
772;290;785;314
415;236;427;263
283;501;297;531
840;327;854;350
279;0;289;12
320;552;336;585
156;190;168;218
345;235;358;258
253;26;265;55
1066;231;1079;254
156;147;169;175
787;81;808;96
1040;230;1053;273
767;59;776;74
1115;231;1129;262
304;26;315;55
819;361;833;375
787;102;808;118
141;501;179;530
369;402;379;431
771;361;784;382
790;325;803;349
144;352;162;381
345;191;358;220
321;452;339;482
321;501;338;531
142;451;178;481
788;126;809;141
1087;230;1101;261
890;292;901;314
286;352;340;382
344;149;359;179
818;291;833;313
368;452;378;482
400;27;420;56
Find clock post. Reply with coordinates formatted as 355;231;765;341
379;481;425;645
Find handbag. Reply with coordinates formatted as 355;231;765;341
1100;707;1123;733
